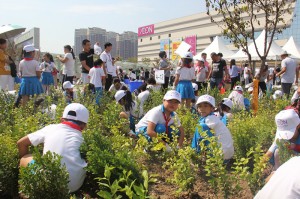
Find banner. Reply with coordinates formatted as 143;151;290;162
160;39;170;58
138;24;154;37
171;38;182;61
185;35;197;55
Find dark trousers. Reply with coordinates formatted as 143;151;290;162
230;76;239;90
259;81;267;93
196;81;208;91
162;77;170;90
281;83;293;98
105;74;113;91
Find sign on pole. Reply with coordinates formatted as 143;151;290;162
175;41;192;57
155;70;165;84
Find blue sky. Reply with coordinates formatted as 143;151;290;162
1;0;206;54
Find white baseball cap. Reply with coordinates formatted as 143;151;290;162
163;90;181;103
62;103;89;124
281;50;289;56
23;45;36;53
234;85;243;92
272;90;283;100
222;98;233;109
192;83;198;91
248;87;253;93
276;109;300;140
182;52;193;59
115;90;127;102
196;94;215;107
63;81;74;89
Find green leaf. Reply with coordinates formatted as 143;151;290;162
98;190;112;199
133;184;145;196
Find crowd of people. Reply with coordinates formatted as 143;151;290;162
2;36;300;197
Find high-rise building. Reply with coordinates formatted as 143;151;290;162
119;31;138;60
74;29;88;56
74;28;137;60
14;27;40;50
106;31;118;58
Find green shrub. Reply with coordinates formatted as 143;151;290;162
0;135;19;197
19;150;69;199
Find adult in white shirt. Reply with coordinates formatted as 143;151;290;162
57;45;75;86
276;51;298;97
100;42;114;91
254;156;300;199
17;103;89;193
0;38;14;91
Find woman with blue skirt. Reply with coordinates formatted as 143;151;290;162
19;45;43;106
173;52;196;108
40;53;55;95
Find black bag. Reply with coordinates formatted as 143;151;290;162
9;56;17;77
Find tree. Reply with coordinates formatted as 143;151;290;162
141;57;151;67
127;57;138;63
205;0;296;70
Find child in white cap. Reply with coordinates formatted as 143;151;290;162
215;98;233;125
88;59;106;104
114;90;143;132
173;52;196;108
63;81;77;104
135;90;185;148
192;94;234;160
228;85;245;111
265;109;300;171
17;103;89;192
18;45;43;106
272;90;283;100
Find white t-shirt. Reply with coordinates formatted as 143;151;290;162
100;51;113;74
281;57;297;84
228;91;245;110
138;90;150;105
19;60;40;77
195;66;208;82
125;101;143;118
28;124;87;192
135;105;181;132
108;82;127;92
175;67;196;81
205;115;234;160
111;65;117;77
254;156;300;199
63;53;75;76
40;62;55;73
88;67;105;88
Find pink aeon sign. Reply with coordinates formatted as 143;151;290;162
138;24;154;37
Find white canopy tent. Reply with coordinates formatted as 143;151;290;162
194;36;235;61
282;36;300;59
231;30;284;61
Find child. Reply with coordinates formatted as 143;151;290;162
40;53;55;95
109;78;128;92
272;90;283;100
173;52;196;108
88;59;106;104
17;103;89;193
115;90;143;131
215;98;233;126
19;45;43;106
228;85;245;111
135;90;185;148
192;94;234;160
146;77;161;91
63;81;77;104
265;109;300;170
191;83;199;113
195;58;208;91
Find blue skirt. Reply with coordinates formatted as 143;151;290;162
41;72;54;85
176;80;195;99
19;77;43;96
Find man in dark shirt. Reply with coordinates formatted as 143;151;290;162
79;39;94;84
208;52;229;90
145;69;150;81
